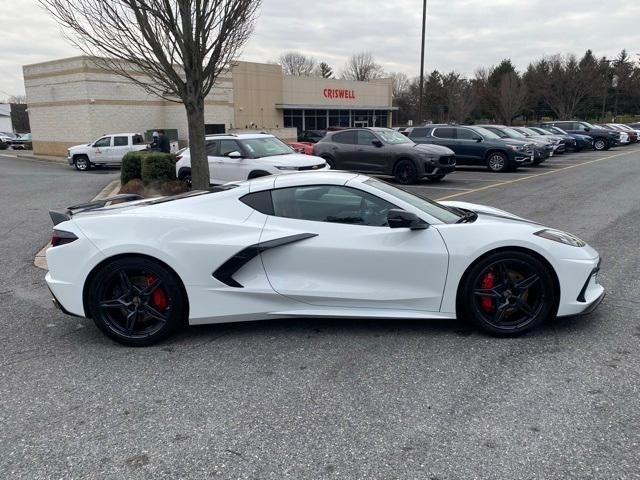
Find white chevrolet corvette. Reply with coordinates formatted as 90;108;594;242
46;172;604;346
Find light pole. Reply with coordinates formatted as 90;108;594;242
417;0;428;125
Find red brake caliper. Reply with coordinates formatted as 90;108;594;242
480;271;495;312
146;275;168;311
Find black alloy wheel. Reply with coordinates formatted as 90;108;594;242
486;152;510;173
179;170;192;189
394;159;418;184
459;251;556;335
87;257;187;346
322;156;336;170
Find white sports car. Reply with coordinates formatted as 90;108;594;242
46;172;604;346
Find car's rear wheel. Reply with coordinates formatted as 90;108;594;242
87;257;187;346
394;159;418;184
74;155;91;171
321;156;336;169
459;251;557;336
426;174;446;182
593;138;608;151
486;152;510;172
178;168;192;188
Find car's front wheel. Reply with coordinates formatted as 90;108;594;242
86;257;187;346
459;251;557;336
74;155;91;171
593;138;608;151
394;159;418;184
486;152;510;172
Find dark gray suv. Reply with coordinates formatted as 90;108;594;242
313;127;456;184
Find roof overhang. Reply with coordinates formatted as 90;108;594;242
276;104;398;111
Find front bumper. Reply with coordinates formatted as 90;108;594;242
556;255;605;317
419;156;456;177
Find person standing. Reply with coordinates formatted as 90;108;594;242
157;130;171;153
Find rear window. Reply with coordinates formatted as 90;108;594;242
114;136;128;146
332;131;356;144
432;127;456;139
409;127;429;138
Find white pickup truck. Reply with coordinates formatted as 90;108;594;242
67;133;148;171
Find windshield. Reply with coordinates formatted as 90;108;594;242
518;127;539;136
240;137;294;158
582;122;597;129
377;129;413;145
529;128;550;135
550;127;567;134
502;127;526;138
364;178;462;223
470;126;500;139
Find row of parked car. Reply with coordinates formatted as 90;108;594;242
0;132;32;150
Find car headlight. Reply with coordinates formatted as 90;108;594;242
508;145;524;151
276;166;300;171
419;153;437;162
534;229;586;247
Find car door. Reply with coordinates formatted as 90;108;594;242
91;136;112;164
428;127;461;158
345;130;387;173
204;140;222;184
325;130;356;169
455;127;485;164
213;139;249;183
111;135;130;164
259;183;449;311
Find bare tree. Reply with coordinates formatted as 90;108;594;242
341;52;384;81
389;72;410;99
40;0;261;190
441;72;477;123
496;73;527;124
279;52;316;76
316;62;333;78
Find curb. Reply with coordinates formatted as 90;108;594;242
16;153;68;165
34;179;121;271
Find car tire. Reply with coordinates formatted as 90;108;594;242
74;155;91;171
394;159;418;184
593;138;608;151
426;174;446;182
86;257;187;346
178;168;192;188
458;250;557;336
321;156;336;169
486;152;510;173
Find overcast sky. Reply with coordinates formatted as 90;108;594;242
2;0;640;97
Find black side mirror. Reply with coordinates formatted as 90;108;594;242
372;139;383;148
475;137;483;142
387;209;429;230
584;127;590;132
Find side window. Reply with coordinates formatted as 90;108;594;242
575;123;588;131
457;128;481;140
219;140;240;156
357;130;378;146
132;134;145;145
93;137;111;148
113;136;128;147
240;190;274;215
271;185;396;227
432;127;456;139
332;131;356;144
205;140;218;156
410;127;429;138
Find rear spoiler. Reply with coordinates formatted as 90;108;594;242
49;194;144;226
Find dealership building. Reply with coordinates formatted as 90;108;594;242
23;56;395;156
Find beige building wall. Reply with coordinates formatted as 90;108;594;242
231;61;284;129
24;56;234;156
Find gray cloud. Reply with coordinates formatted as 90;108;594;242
1;0;639;97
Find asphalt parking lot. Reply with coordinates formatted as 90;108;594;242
1;147;639;479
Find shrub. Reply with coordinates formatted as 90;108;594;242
119;178;145;196
141;152;177;186
159;180;189;196
120;151;146;184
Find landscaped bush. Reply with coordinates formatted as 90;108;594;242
120;151;146;184
159;180;189;196
119;178;145;196
140;152;177;186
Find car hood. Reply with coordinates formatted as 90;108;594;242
500;138;532;147
414;143;455;155
268;153;326;166
69;143;92;150
440;200;535;223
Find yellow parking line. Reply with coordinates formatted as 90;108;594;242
436;150;636;201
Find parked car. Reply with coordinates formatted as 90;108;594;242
536;125;594;151
477;125;552;165
626;122;640;130
510;127;567;155
68;133;148;171
540;121;619;151
598;125;630;145
604;124;638;143
297;130;326;143
45;171;604;345
406;124;534;172
176;133;329;186
0;131;16;144
287;141;315;155
526;126;577;152
10;133;33;150
313;127;456;184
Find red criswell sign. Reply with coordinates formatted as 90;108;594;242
323;88;356;100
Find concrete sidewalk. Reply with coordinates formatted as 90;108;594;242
34;179;121;270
